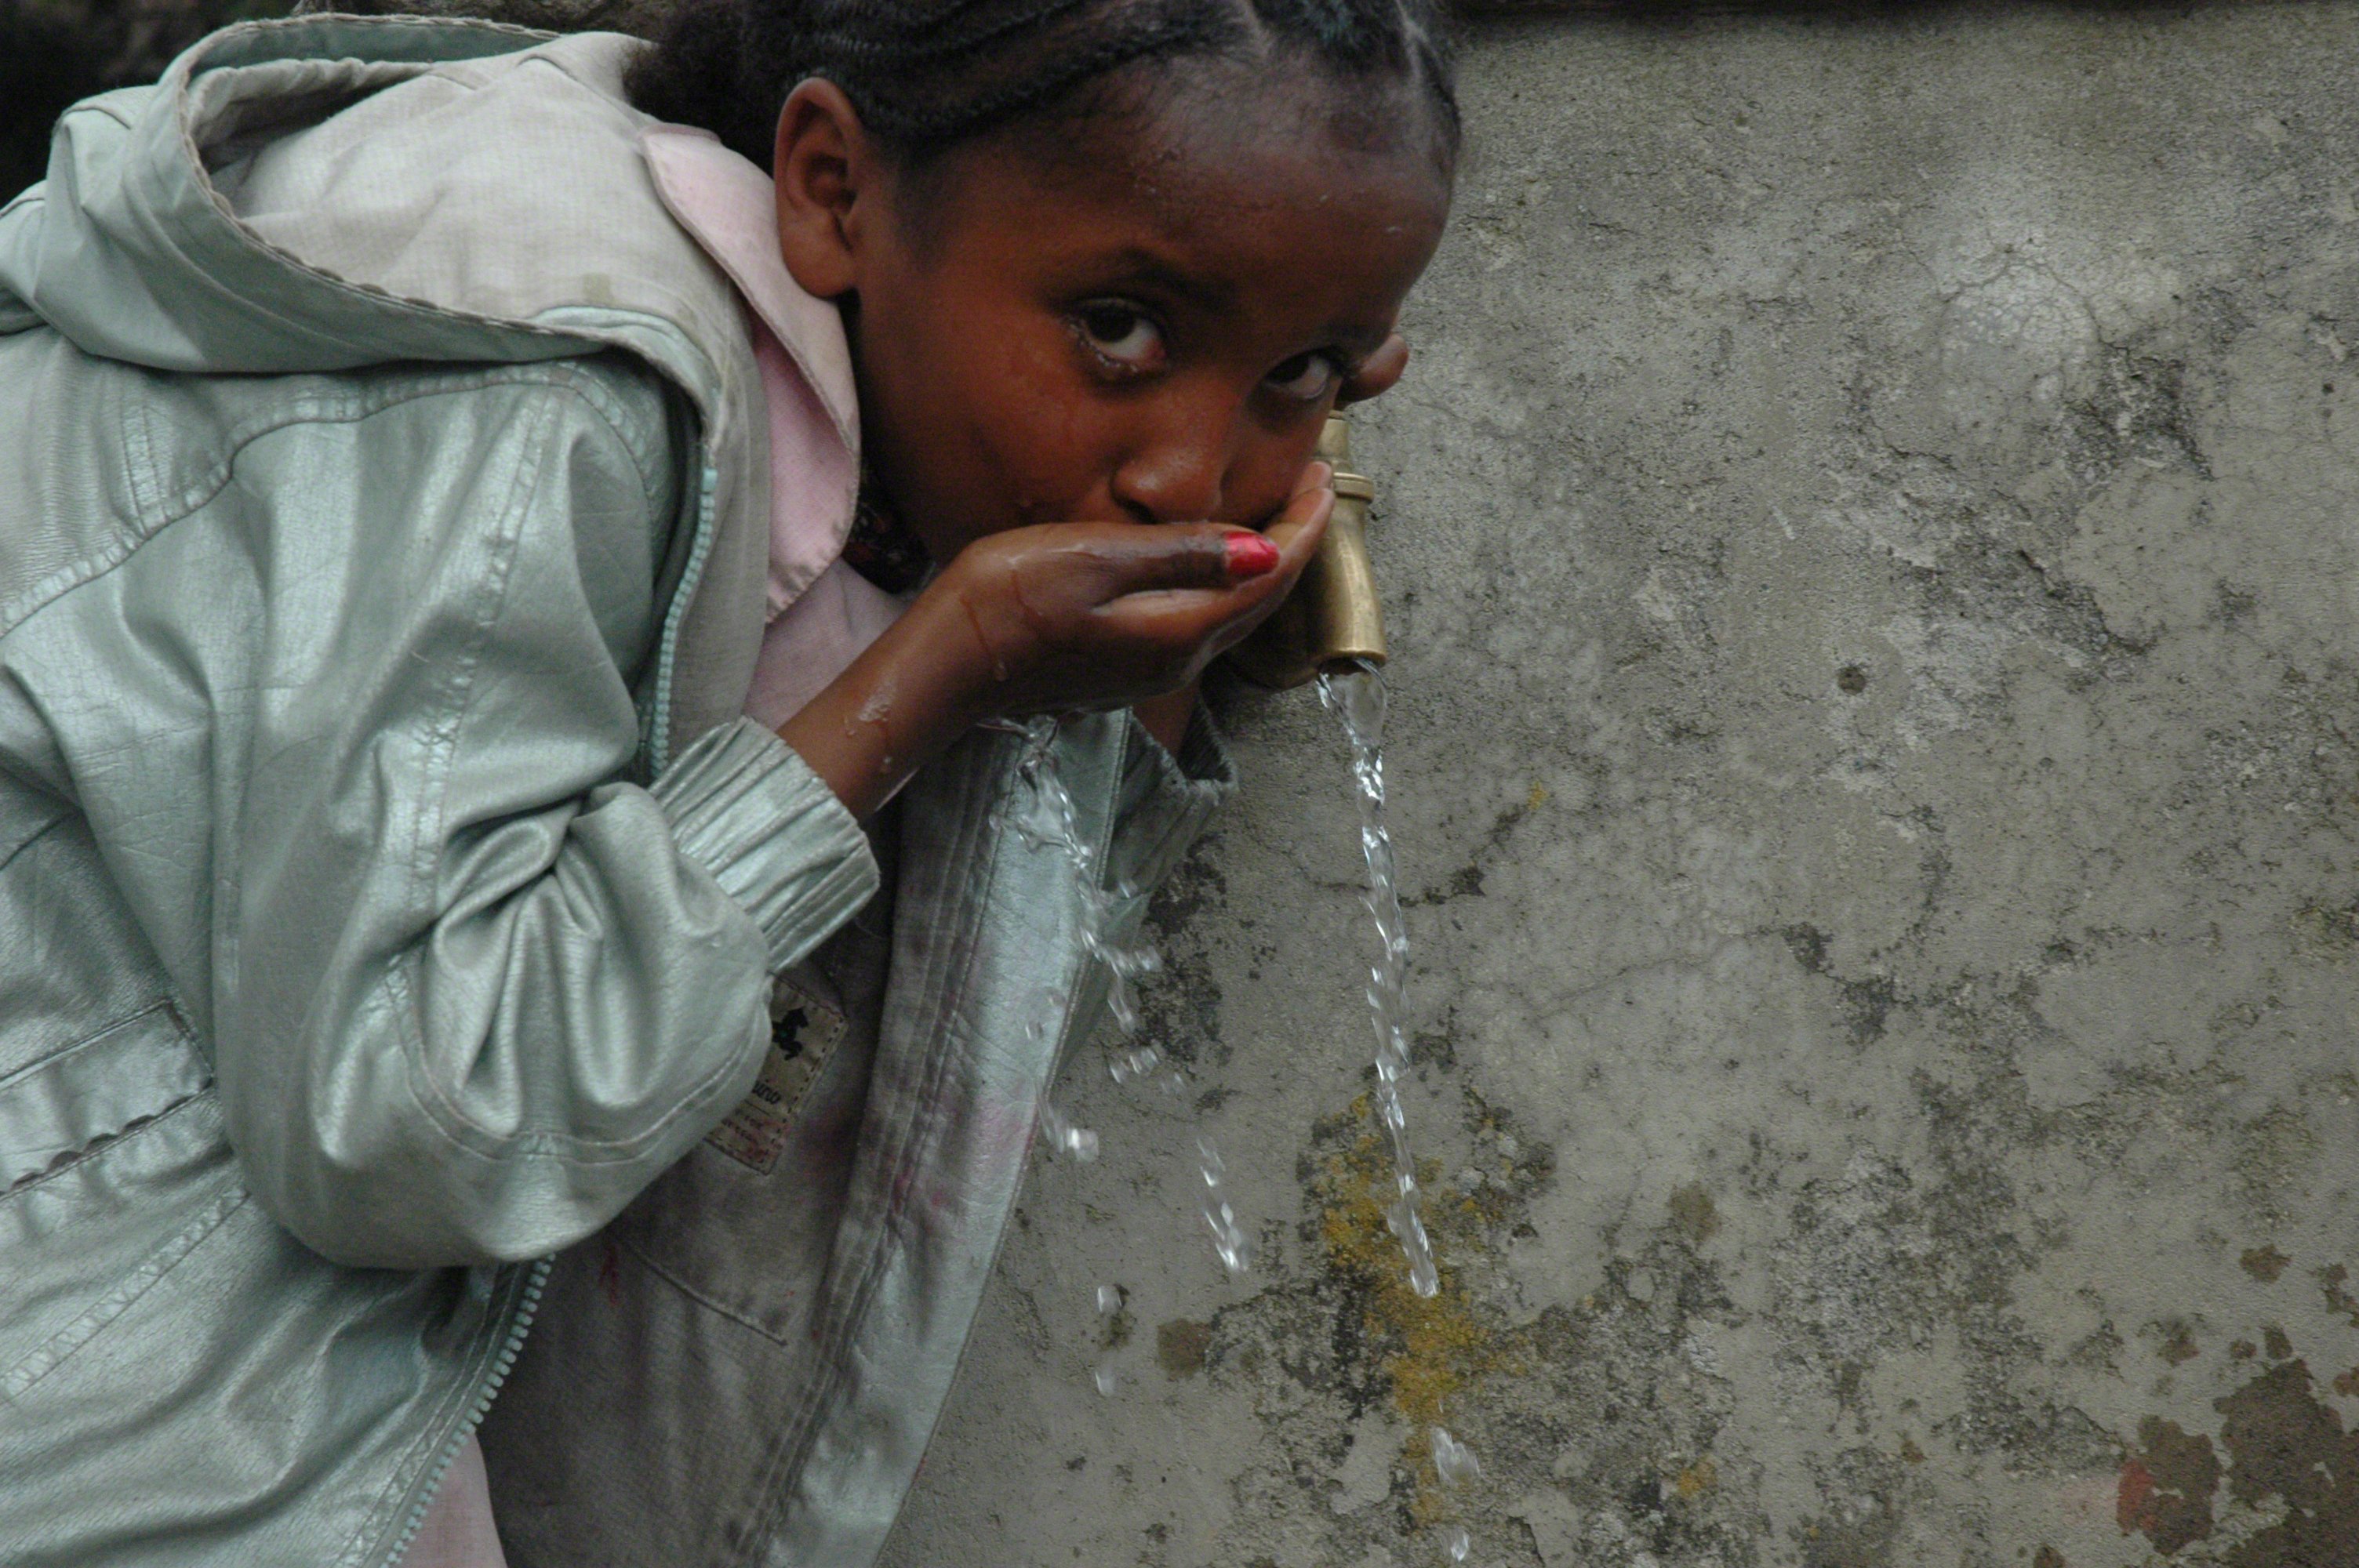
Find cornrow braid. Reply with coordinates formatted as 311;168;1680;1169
627;0;1456;177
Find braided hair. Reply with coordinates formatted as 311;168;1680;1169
627;0;1457;181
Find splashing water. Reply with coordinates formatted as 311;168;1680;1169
1091;1283;1124;1396
1006;719;1161;1033
1002;717;1249;1279
1198;1136;1251;1276
1431;1426;1482;1559
1317;662;1439;1299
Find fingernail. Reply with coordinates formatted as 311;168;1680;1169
1226;532;1281;579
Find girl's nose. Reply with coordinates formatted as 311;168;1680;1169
1109;400;1237;525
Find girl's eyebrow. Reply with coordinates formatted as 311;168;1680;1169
1097;250;1237;313
1087;249;1390;358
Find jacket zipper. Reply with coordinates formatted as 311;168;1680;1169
373;1254;554;1568
645;461;723;776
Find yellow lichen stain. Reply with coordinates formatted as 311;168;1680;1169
1313;1094;1501;1525
1528;782;1550;811
1673;1457;1717;1498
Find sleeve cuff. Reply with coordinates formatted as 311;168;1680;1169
649;717;880;971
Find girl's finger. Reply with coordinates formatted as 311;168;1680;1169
1253;481;1333;574
1096;487;1334;641
1086;523;1260;597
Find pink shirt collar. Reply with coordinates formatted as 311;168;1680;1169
642;126;862;619
642;126;910;731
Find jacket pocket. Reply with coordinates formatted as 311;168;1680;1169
608;965;867;1341
0;1002;213;1198
1;1176;246;1401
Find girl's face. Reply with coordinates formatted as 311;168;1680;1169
772;63;1454;562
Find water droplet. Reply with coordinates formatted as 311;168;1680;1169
1431;1427;1481;1488
1092;1363;1118;1396
1107;1044;1161;1084
1096;1283;1121;1316
1202;1200;1250;1276
1441;1524;1470;1563
1038;1102;1099;1163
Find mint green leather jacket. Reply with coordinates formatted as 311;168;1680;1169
0;19;1230;1566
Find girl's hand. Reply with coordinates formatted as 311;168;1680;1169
925;465;1332;720
778;464;1332;819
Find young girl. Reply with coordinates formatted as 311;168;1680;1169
0;0;1456;1562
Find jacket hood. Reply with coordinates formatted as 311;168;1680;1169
0;13;781;423
1;18;575;373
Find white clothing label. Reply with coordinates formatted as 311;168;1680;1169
704;974;847;1174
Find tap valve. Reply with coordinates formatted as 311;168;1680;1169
1227;414;1387;689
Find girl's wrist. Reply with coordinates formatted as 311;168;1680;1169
775;587;992;819
900;564;1005;730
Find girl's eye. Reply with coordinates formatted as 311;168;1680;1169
1267;350;1343;404
1075;303;1165;372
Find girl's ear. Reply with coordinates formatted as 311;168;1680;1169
773;78;871;301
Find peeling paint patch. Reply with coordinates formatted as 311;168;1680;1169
2114;1356;2359;1563
2117;1416;2218;1554
2212;1360;2359;1568
2155;1318;2201;1366
2319;1263;2359;1328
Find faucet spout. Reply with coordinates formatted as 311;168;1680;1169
1227;415;1387;689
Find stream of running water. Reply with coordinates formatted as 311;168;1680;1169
1321;659;1482;1559
1318;659;1441;1300
1013;665;1481;1554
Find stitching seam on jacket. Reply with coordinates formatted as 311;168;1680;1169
0;363;652;644
378;382;561;1162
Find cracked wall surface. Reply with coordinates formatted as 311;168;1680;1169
880;7;2359;1566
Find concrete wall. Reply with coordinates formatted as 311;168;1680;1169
880;5;2359;1566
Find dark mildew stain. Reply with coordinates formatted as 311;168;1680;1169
1158;1317;1211;1378
2241;1245;2291;1283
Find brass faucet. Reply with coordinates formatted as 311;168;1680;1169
1227;414;1387;688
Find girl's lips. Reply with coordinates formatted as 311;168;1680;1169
1225;532;1282;579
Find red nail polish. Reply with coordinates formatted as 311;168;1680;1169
1226;532;1281;579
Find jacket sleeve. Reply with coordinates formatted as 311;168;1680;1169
35;357;876;1268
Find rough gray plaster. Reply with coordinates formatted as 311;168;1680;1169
881;6;2359;1567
